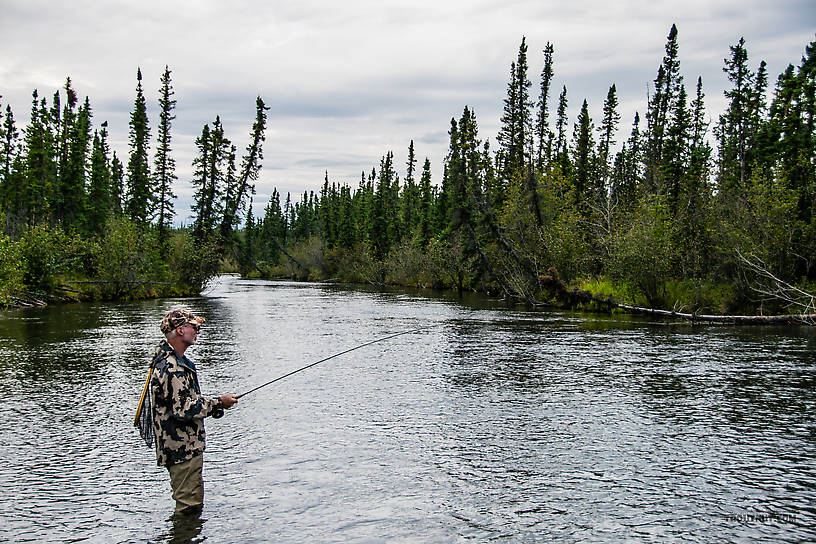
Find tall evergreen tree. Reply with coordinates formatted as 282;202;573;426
402;140;420;237
86;122;112;235
22;90;57;227
59;95;92;228
535;42;555;171
555;85;569;165
662;85;691;216
220;97;268;242
191;118;230;239
418;157;434;246
110;151;124;215
715;37;765;191
125;68;152;226
497;37;534;182
571;99;597;213
154;66;177;243
53;78;77;223
597;84;621;195
611;112;642;208
372;151;398;256
1;104;19;190
688;77;713;193
679;77;713;277
645;24;683;193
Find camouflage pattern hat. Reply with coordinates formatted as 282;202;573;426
160;309;205;334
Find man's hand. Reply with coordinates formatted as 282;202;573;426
219;394;239;409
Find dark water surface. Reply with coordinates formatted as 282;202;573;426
1;275;815;543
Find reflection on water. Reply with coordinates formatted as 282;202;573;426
157;513;205;544
0;276;814;543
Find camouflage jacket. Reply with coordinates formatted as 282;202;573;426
150;341;224;467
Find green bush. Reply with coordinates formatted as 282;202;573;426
0;232;23;304
17;224;84;291
608;198;677;308
171;230;222;292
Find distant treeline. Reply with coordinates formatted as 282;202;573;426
0;66;267;303
1;25;814;315
242;26;815;315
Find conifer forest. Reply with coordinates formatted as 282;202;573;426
1;26;814;317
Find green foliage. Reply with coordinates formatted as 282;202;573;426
17;224;84;291
0;228;23;303
93;216;161;298
608;198;676;307
384;240;434;288
716;171;800;280
172;231;222;292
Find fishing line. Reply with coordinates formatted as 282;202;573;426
235;327;427;399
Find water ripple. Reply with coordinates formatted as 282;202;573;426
0;277;814;542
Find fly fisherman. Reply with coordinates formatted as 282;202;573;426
136;309;238;515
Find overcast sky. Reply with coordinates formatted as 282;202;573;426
1;0;814;224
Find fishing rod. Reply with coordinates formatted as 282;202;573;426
235;327;426;399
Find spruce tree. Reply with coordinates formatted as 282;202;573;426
497;37;534;182
610;112;641;208
125;68;152;226
22;90;57;227
645;24;683;193
220;97;269;242
318;172;335;246
372;151;398;256
662;85;691;216
688;77;713;193
1;104;19;190
60;96;91;229
53;78;77;224
535;42;555;170
555;85;569;166
192;118;229;240
87;122;112;235
402;140;420;237
154;66;177;244
715;37;766;192
0;102;21;228
571;99;597;214
681;77;713;278
597;84;621;195
110;151;124;214
418;158;434;246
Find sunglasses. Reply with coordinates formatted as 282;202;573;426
183;323;201;332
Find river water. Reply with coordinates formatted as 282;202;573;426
0;275;814;543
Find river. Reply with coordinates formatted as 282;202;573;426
0;275;814;543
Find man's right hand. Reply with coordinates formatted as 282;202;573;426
219;394;239;409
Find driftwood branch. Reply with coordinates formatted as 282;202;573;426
618;304;815;325
538;266;815;326
736;250;816;324
61;280;172;285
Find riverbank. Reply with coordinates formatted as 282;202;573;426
0;219;218;310
1;281;199;309
233;232;814;324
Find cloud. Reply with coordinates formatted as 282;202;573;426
1;0;813;223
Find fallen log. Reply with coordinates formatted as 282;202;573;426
538;269;815;325
63;280;172;285
617;304;815;325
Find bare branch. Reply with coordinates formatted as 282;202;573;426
736;249;816;324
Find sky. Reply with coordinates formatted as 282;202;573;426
1;0;814;225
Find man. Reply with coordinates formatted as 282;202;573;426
150;308;238;515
